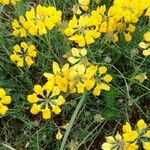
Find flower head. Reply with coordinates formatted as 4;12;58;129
10;42;37;67
27;78;65;120
0;0;21;5
0;88;11;116
12;5;62;37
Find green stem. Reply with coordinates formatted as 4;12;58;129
60;91;87;150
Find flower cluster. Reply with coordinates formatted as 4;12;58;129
27;53;112;120
64;14;101;47
63;47;87;64
64;0;150;46
0;0;20;5
44;62;112;95
102;119;150;150
10;42;37;67
106;0;149;42
72;0;90;15
27;76;65;120
12;4;62;37
139;32;150;56
0;88;11;115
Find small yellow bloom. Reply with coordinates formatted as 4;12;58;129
52;105;61;114
122;122;132;133
139;42;149;49
0;88;12;116
143;48;150;56
99;66;107;74
123;131;138;142
126;143;138;150
144;32;150;42
135;72;147;83
0;103;8;115
99;83;110;91
124;32;132;42
143;142;150;150
127;24;135;33
10;42;37;67
27;94;39;103
56;131;63;140
42;107;51;120
56;95;65;106
12;5;62;37
137;119;147;130
0;88;6;98
1;96;11;104
145;130;150;138
34;85;43;95
30;104;41;115
93;84;101;96
103;74;113;83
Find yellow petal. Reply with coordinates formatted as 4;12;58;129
122;122;132;133
99;66;107;74
144;32;150;42
143;48;150;56
42;107;51;120
53;62;61;75
1;96;11;104
56;131;63;140
137;119;147;130
0;88;6;98
135;72;147;83
30;104;41;115
139;42;149;49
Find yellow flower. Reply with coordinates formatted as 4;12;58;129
27;78;65;120
122;122;132;133
30;104;41;115
56;95;65;106
135;72;147;83
139;32;150;56
126;143;138;150
78;0;90;11
124;32;132;42
144;32;150;42
145;130;150;138
34;85;43;95
0;88;6;98
27;94;39;103
143;142;150;150
42;107;51;120
0;103;8;115
99;66;107;74
52;105;61;114
64;47;87;64
145;7;150;17
101;133;124;150
137;119;147;130
12;5;62;37
92;84;101;96
123;131;138;142
103;74;113;83
143;49;150;56
0;88;12;116
10;42;37;67
1;96;11;104
99;83;110;91
139;42;150;49
0;0;21;5
64;14;101;47
56;131;63;140
127;24;135;33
